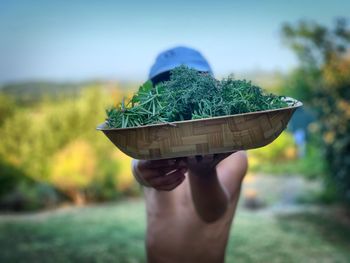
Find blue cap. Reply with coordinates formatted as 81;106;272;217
148;46;213;80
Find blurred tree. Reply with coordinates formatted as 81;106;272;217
249;132;296;164
281;18;350;203
0;86;140;209
0;94;16;126
51;140;96;204
0;159;61;211
0;159;30;199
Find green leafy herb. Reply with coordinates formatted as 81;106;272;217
106;66;290;128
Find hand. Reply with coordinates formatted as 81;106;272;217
185;153;234;176
132;158;187;191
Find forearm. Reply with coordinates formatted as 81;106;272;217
188;169;229;223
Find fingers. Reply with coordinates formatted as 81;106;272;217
186;156;197;165
148;168;187;191
185;152;234;167
213;152;234;165
148;169;185;187
153;179;186;191
133;158;188;190
137;157;187;170
137;159;174;169
154;175;185;191
135;152;234;188
186;154;215;165
137;153;234;170
139;163;186;181
137;158;186;175
161;162;187;174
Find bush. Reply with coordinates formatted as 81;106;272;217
0;93;16;126
281;18;350;203
0;159;61;211
249;132;296;165
0;86;140;210
50;140;97;204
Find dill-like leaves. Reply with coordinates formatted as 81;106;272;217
106;66;289;128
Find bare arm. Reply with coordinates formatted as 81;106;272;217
188;168;229;223
131;152;247;223
187;152;248;223
217;151;248;202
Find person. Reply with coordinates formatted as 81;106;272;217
131;46;248;263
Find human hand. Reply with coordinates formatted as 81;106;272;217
185;153;234;176
132;158;187;191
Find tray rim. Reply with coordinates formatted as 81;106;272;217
97;97;302;131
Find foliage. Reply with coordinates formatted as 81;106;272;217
249;132;296;163
281;18;350;203
51;140;96;204
106;66;290;128
0;159;61;210
106;81;168;128
249;131;326;178
250;139;326;179
0;87;139;210
0;159;28;198
0;94;16;126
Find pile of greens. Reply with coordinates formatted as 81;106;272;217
106;66;291;128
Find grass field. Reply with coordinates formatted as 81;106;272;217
0;199;349;263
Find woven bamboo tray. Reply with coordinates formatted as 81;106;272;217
97;98;302;160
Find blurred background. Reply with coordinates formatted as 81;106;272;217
0;0;349;262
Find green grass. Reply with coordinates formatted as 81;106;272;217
251;159;324;178
0;199;349;263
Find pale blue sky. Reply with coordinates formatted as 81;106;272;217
0;0;349;83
